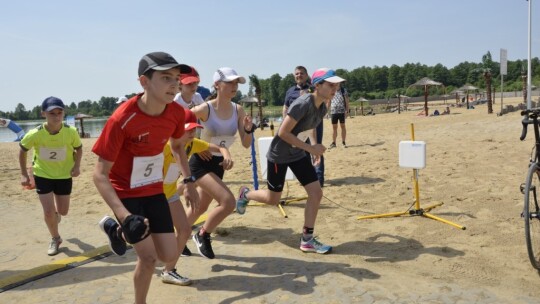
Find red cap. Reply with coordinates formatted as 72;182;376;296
180;66;200;84
185;122;204;131
184;108;203;130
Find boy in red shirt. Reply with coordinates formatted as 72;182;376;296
92;52;199;304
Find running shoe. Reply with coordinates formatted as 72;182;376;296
47;236;62;256
161;268;192;286
99;216;127;256
329;142;336;149
181;245;192;257
192;232;215;259
343;141;347;148
236;186;250;215
300;236;332;254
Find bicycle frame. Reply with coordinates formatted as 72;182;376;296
521;108;540;163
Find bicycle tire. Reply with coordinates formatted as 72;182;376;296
524;162;540;269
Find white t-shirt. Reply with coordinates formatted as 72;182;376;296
174;92;204;109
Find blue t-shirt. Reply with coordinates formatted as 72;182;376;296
197;86;211;101
284;84;310;107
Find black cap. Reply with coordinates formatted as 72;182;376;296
138;52;192;76
41;96;65;112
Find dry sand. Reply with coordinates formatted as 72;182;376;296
1;97;539;303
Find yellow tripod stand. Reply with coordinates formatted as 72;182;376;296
357;123;465;230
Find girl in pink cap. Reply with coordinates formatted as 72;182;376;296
236;68;345;254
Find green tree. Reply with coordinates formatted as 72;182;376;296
277;73;295;105
387;64;402;90
267;73;282;106
14;103;28;120
30;106;41;120
430;63;451;85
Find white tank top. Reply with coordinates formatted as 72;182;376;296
201;102;238;156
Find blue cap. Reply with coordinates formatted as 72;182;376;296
41;96;65;112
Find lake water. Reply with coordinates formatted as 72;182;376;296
0;118;108;142
0;115;284;142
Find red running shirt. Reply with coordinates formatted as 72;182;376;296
92;94;185;198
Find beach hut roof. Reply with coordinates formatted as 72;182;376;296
410;77;442;87
75;113;93;119
458;84;478;91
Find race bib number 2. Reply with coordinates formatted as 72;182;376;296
130;153;164;189
39;147;67;162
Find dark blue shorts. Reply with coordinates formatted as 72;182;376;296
331;113;346;124
120;193;174;234
267;154;318;192
34;175;72;195
189;153;225;180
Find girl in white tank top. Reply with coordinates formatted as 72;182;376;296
186;67;255;259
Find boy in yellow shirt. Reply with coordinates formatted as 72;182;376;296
19;97;83;255
160;108;233;286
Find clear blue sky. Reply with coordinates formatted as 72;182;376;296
0;0;537;112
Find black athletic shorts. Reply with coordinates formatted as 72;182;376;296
331;113;346;124
120;193;174;234
267;154;318;192
34;175;72;195
189;153;225;180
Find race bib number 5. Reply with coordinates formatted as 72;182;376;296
130;153;164;189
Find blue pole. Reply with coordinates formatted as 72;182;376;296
250;133;259;190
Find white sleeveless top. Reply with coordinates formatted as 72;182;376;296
201;102;238;156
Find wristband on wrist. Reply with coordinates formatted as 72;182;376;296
183;175;196;184
244;126;255;134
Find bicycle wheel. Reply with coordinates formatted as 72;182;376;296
524;162;540;269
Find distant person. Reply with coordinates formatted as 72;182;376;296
175;66;205;139
329;84;350;148
283;66;311;118
174;66;205;109
236;68;346;254
19;96;83;256
442;106;450;115
116;96;128;105
93;52;199;304
283;66;325;186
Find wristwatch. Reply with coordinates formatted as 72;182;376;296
183;176;196;184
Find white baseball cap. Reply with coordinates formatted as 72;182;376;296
213;67;246;84
116;96;128;104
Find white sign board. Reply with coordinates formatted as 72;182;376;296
258;137;295;180
500;48;507;76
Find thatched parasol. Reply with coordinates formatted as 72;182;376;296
407;77;444;116
458;84;478;109
75;113;93;138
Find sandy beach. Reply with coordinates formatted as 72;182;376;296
1;97;540;303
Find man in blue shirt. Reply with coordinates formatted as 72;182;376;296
282;66;325;187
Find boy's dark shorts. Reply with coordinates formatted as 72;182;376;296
34;175;72;195
120;193;174;234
